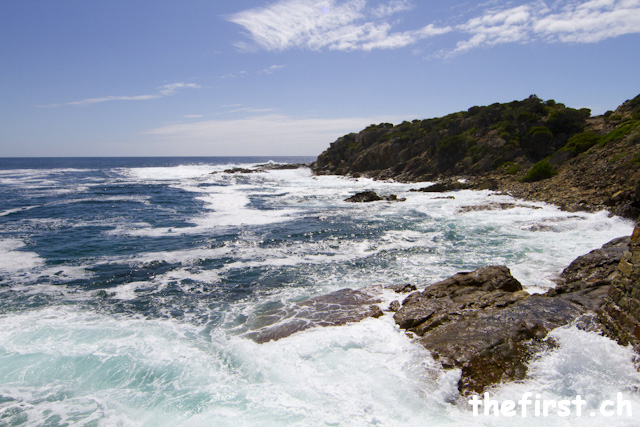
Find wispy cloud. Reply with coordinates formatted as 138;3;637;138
229;0;640;54
43;83;201;108
143;114;402;155
228;0;450;52
453;0;640;53
260;64;286;74
533;0;640;43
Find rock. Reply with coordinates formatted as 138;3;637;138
344;191;383;202
394;266;525;331
246;287;384;343
223;167;256;174
547;237;629;311
385;283;417;293
344;191;405;203
457;202;542;213
410;180;472;193
389;300;401;312
394;265;587;395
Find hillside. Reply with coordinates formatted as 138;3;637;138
312;94;640;218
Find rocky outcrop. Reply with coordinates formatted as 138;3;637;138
409;180;472;193
245;284;414;344
600;221;640;351
393;266;578;395
247;236;632;395
548;236;629;311
344;191;405;202
392;237;630;395
212;163;310;175
312;94;640;218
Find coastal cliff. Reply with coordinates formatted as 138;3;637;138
312;94;640;218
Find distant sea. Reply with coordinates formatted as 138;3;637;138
1;157;638;426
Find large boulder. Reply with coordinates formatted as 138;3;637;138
395;265;586;395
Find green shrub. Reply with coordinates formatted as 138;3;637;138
599;122;640;146
521;160;557;182
524;126;554;159
561;131;600;155
502;162;521;174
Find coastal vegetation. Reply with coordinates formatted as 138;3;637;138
313;93;640;217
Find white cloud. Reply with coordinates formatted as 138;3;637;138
454;4;544;53
533;0;640;43
453;0;640;53
143;114;402;155
229;0;640;54
55;83;201;107
228;0;450;52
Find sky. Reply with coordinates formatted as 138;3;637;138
1;0;639;157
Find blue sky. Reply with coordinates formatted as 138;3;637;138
1;0;639;157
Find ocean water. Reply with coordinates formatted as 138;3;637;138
0;157;638;426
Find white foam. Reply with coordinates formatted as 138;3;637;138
476;324;640;425
0;239;44;272
0;306;453;426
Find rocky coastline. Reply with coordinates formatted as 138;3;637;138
257;94;640;396
249;232;638;395
312;94;640;219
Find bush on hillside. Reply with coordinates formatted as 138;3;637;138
561;131;601;156
521;160;557;182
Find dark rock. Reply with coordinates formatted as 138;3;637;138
393;265;589;395
548;236;629;311
394;266;525;331
255;163;309;170
344;191;382;203
385;283;417;293
389;300;401;312
410;180;472;193
223;167;256;174
344;191;405;203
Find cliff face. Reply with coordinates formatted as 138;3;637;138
600;219;640;352
312;94;640;217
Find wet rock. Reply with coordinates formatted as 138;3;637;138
394;265;585;395
457;202;542;213
344;191;405;202
547;236;629;311
389;300;401;312
409;180;472;193
385;283;417;293
247;287;384;343
223;167;256;174
344;191;383;202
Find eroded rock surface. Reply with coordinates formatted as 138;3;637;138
393;241;629;395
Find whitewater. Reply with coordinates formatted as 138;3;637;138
0;157;638;426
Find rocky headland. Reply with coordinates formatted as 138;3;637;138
312;94;640;218
263;94;640;395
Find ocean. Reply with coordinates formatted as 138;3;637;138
0;157;638;426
